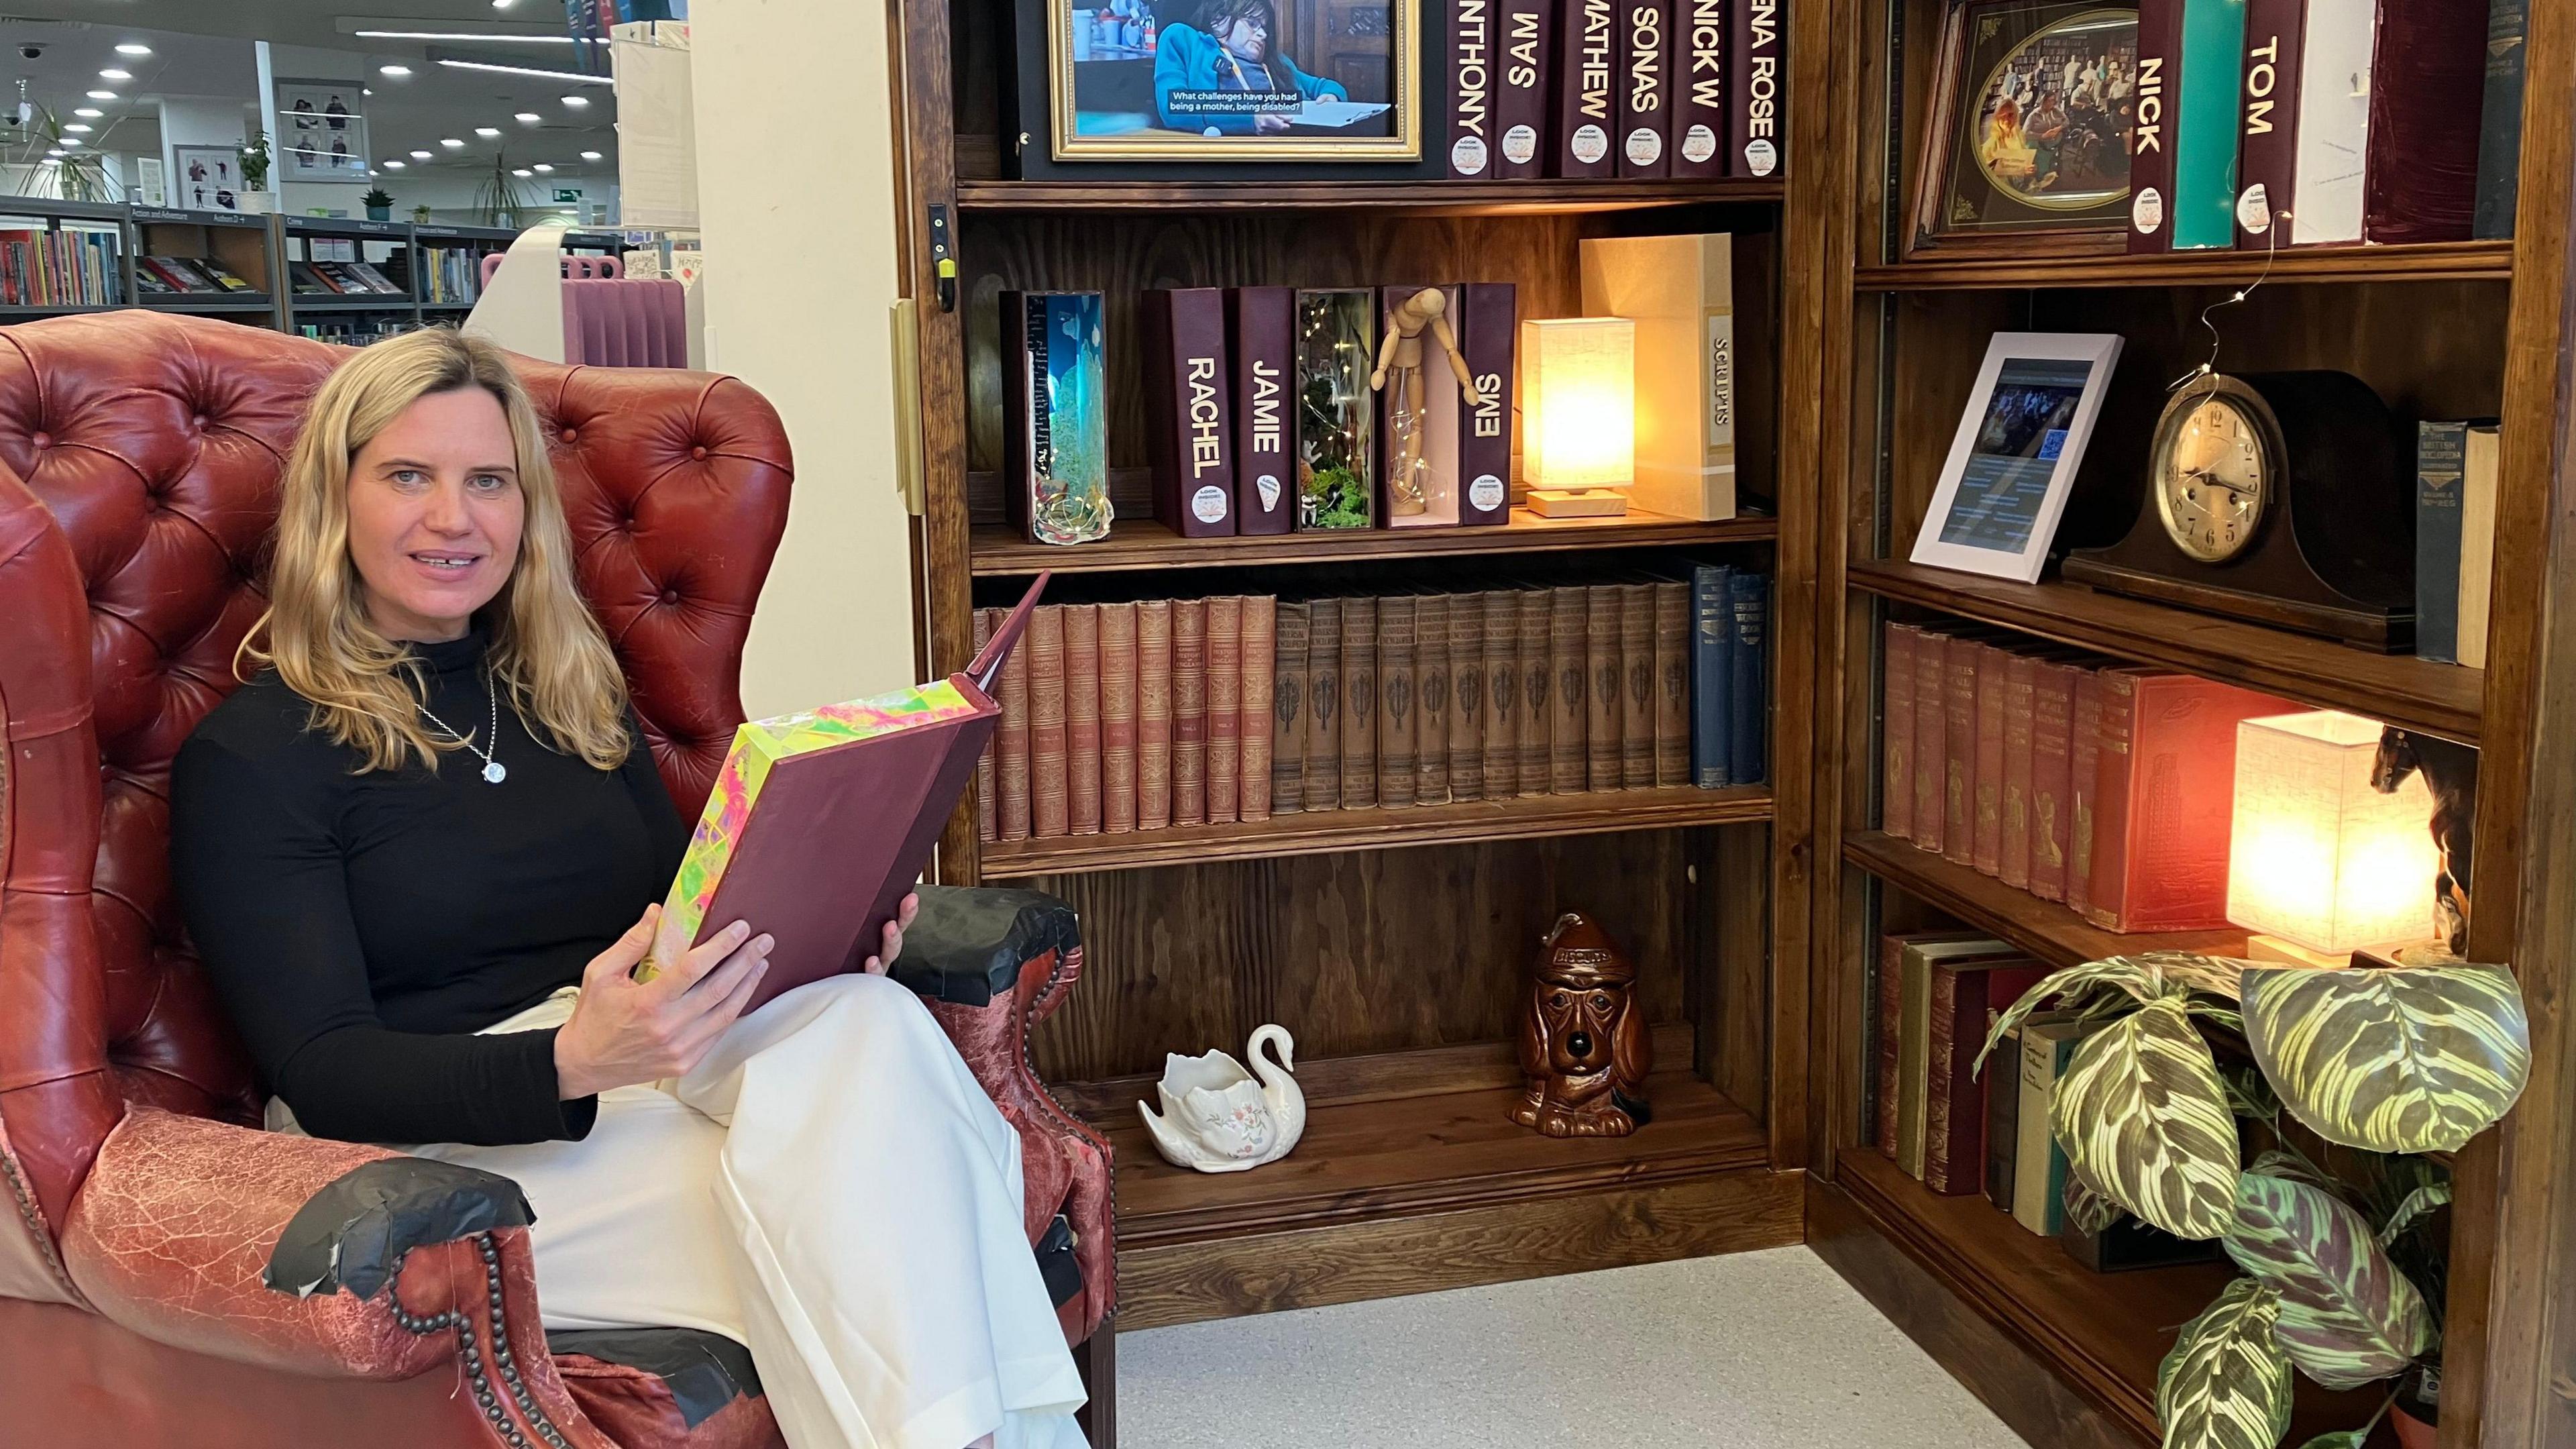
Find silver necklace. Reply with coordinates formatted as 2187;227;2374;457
417;672;508;784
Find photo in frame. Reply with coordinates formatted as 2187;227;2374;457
170;146;246;211
1908;3;2138;258
1911;331;2123;584
276;82;372;182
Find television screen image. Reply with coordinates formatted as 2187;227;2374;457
1044;0;1419;160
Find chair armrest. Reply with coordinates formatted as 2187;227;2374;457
887;883;1083;1010
57;1107;529;1380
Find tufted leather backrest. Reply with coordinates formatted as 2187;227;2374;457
0;311;792;1243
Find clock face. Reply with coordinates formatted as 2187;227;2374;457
2154;388;2271;564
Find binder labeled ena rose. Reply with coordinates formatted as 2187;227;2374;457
639;573;1050;1010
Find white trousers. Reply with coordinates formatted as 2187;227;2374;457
307;973;1089;1449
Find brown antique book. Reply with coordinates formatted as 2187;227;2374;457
1205;596;1242;824
1999;649;2038;888
1910;625;1949;852
998;608;1033;841
1064;603;1102;835
1882;621;1916;841
1305;598;1344;812
1415;594;1452;804
1172;598;1210;826
1941;630;1978;866
1342;595;1380;809
1925;957;2048;1195
1270;601;1309;815
1519;590;1553;796
1450;591;1487;802
2065;666;2102;920
2027;657;2078;901
1551;586;1589;793
1585;584;1623;791
2086;671;2300;932
1972;640;2007;875
1874;932;1904;1158
1239;595;1276;821
1379;596;1419;808
1137;599;1175;831
1099;601;1139;834
1483;590;1519;796
1028;604;1070;838
1619;582;1656;790
973;608;998;842
1652;580;1690;786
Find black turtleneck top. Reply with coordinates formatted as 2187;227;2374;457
171;629;689;1147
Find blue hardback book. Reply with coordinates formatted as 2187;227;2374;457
2474;0;2529;241
1727;570;1768;784
2416;421;2468;663
1690;563;1733;787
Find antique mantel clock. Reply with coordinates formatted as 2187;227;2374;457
2061;371;2415;650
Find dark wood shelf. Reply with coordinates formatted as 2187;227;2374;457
1845;831;2245;970
970;508;1775;576
955;176;1784;216
978;784;1772;877
1849;559;2483;745
1857;239;2513;292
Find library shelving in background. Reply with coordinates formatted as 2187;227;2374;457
0;197;131;319
131;206;280;323
1800;3;2576;1448
411;223;517;315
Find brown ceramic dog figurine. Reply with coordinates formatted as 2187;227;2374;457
1513;912;1652;1137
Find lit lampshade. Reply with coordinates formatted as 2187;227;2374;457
2226;709;2441;964
1520;316;1635;517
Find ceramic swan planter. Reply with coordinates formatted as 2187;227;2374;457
1137;1024;1307;1173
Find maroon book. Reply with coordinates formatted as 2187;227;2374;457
1669;0;1725;176
1725;0;1780;178
1911;626;1949;853
2362;0;2487;245
2128;0;2186;253
1065;603;1102;836
2066;667;2103;920
2088;672;2300;932
1172;598;1210;826
1554;0;1618;176
1142;288;1237;538
1449;0;1499;177
1924;959;2048;1195
1972;641;2008;876
1874;932;1905;1159
1615;0;1674;177
1999;648;2037;888
1941;632;1979;867
2233;0;2305;249
1457;282;1516;526
1882;622;1917;841
2027;657;2078;901
1226;286;1296;535
1495;0;1554;176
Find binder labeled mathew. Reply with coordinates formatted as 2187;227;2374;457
642;574;1051;1012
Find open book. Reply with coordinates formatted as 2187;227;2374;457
637;573;1048;1010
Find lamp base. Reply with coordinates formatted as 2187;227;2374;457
2244;932;2445;971
1526;488;1630;518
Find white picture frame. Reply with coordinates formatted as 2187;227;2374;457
276;82;372;182
171;146;245;211
1911;331;2123;584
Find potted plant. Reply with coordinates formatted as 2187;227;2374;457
362;187;394;221
411;203;433;224
237;131;272;213
1979;953;2531;1449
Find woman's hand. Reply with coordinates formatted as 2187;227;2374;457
861;892;921;975
554;905;771;1099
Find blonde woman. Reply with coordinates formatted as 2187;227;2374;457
170;329;1083;1449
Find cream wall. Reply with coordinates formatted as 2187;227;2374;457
688;0;918;718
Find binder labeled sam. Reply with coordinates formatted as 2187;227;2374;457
640;574;1051;1011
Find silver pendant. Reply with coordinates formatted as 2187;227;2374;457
482;760;507;784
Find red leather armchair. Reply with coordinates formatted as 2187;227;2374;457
0;312;1113;1449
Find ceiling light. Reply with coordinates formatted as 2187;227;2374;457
58;138;80;148
379;64;412;77
435;58;611;83
62;123;90;133
512;167;533;176
475;126;502;138
116;43;153;56
515;112;541;123
352;30;575;42
494;0;520;8
533;163;553;172
43;148;62;158
98;68;131;80
383;159;406;168
559;94;590;107
73;108;102;118
440;138;466;148
580;150;602;160
86;90;117;101
411;149;433;159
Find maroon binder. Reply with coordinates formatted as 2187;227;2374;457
2233;0;2304;249
1554;0;1617;177
1669;0;1725;177
1615;0;1673;177
1457;282;1517;526
1495;0;1554;177
2362;0;2486;245
1726;0;1781;178
1142;287;1238;537
1448;0;1498;176
1226;286;1297;535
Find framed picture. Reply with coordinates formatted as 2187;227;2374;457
276;82;372;182
170;146;246;211
1907;3;2138;258
1911;331;2123;584
1032;0;1421;162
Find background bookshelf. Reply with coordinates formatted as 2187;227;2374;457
280;216;417;343
0;199;131;317
410;223;517;314
131;207;279;323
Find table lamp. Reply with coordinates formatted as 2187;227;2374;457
1520;316;1635;517
2226;710;2442;969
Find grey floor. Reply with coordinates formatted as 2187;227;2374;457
1118;1247;2033;1449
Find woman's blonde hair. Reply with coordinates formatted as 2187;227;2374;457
241;327;633;773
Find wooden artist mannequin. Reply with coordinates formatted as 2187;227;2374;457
1370;287;1484;515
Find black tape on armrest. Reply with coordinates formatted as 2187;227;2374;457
264;1157;534;1301
1036;1213;1083;1308
885;884;1082;1008
547;1328;763;1428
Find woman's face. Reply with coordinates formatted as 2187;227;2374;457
1213;9;1269;62
345;385;525;643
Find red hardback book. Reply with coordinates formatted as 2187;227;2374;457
1342;596;1381;809
1206;596;1242;824
1615;0;1674;176
2127;0;2186;253
1271;601;1309;815
998;606;1033;842
1725;0;1781;178
1485;590;1521;796
2362;0;2487;245
1172;598;1210;826
1064;603;1103;836
1305;598;1344;812
1100;602;1139;834
1924;957;2049;1195
1415;594;1453;804
1448;0;1499;176
2233;0;2306;248
1495;0;1554;177
1652;581;1690;786
2066;667;2103;920
1999;649;2038;888
1550;586;1590;794
1451;592;1488;801
1554;0;1618;176
1142;288;1237;538
1240;595;1276;822
973;608;999;843
2027;657;2079;901
2087;672;2300;931
1670;0;1725;176
1137;600;1175;830
1457;284;1517;527
1911;626;1948;851
1028;604;1070;839
1972;641;2008;875
1524;590;1557;795
1379;595;1420;808
1941;631;1980;865
1226;287;1297;535
1882;621;1917;840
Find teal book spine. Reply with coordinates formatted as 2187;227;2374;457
2172;0;2250;250
2416;421;2468;663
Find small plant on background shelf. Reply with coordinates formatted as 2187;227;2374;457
411;203;432;223
1978;953;2531;1449
362;186;394;220
239;131;271;192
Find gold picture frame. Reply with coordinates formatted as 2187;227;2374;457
1044;0;1421;162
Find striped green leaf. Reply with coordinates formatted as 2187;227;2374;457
2053;997;2241;1240
2131;952;2251;1002
2064;1167;2124;1236
1975;957;2162;1077
2294;1433;2367;1449
2159;1278;2293;1449
2243;964;2531;1153
2223;1172;2432;1391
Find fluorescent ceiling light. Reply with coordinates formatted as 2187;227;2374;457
437;58;611;84
115;43;152;56
87;90;117;100
512;167;533;176
494;0;520;8
440;138;466;148
411;149;433;159
353;30;574;42
533;163;553;172
73;107;101;118
579;150;601;160
476;126;502;137
383;159;406;168
515;111;540;123
62;123;90;133
98;68;131;80
43;148;62;158
58;138;80;147
380;64;412;76
560;95;590;108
